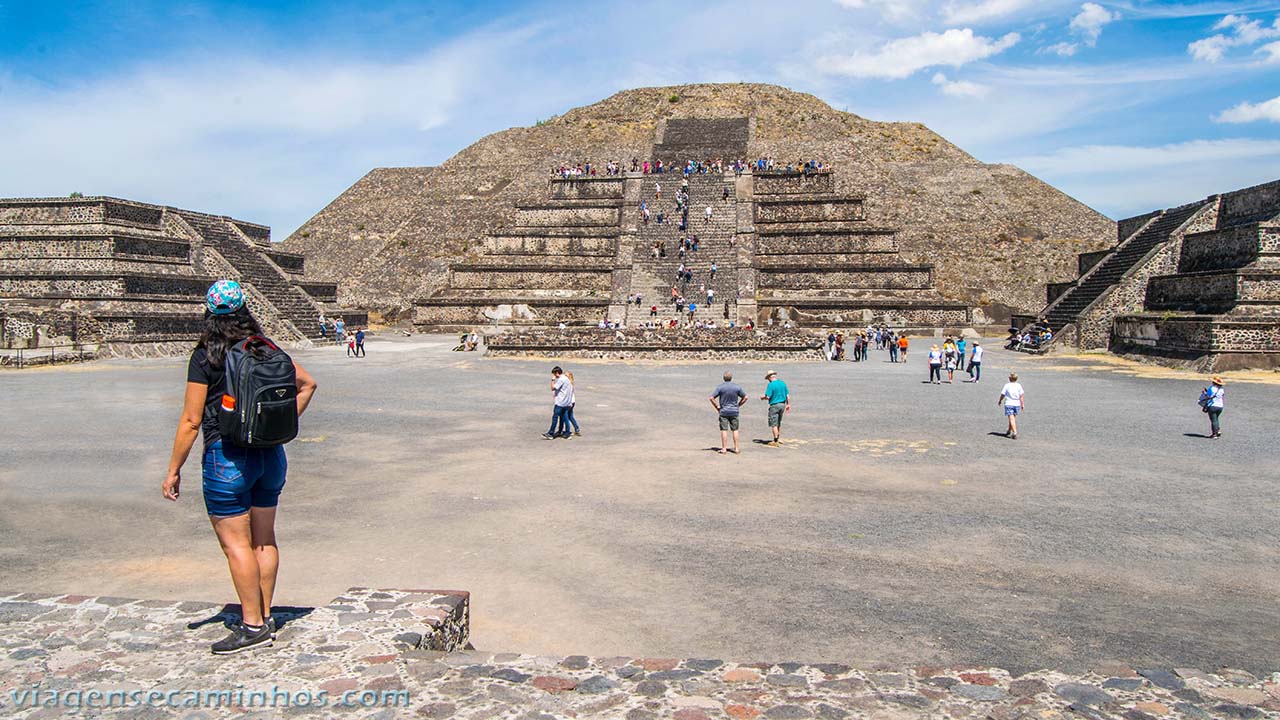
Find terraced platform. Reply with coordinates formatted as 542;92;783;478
0;196;364;354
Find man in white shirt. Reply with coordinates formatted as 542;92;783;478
998;372;1025;439
543;366;575;439
968;342;984;382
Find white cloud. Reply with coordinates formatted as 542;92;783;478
1045;41;1080;55
1012;138;1280;217
1261;39;1280;60
931;72;991;97
1188;12;1280;61
1070;2;1121;43
833;0;931;21
1214;95;1280;122
816;28;1021;79
942;0;1035;24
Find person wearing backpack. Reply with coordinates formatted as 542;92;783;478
162;280;317;655
1199;376;1225;439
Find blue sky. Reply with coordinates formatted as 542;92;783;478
1;0;1278;236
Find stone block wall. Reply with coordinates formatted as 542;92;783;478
758;267;932;290
1179;226;1277;272
0;201;104;225
755;198;865;224
414;299;608;327
1078;249;1111;277
548;178;625;200
1144;271;1240;312
1047;280;1076;305
755;231;898;255
297;281;339;302
752;172;835;196
514;205;621;228
759;301;970;329
1113;315;1280;353
266;249;306;274
233;221;272;246
1218;178;1280;226
449;269;613;291
103;201;163;227
484;235;617;256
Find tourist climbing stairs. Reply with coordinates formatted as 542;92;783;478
626;173;739;326
1034;201;1209;339
178;212;325;339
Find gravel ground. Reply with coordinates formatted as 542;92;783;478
1;334;1276;674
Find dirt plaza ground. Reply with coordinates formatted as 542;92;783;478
1;335;1277;675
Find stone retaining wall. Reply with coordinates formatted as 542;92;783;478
549;177;625;200
414;299;608;327
514;205;621;228
758;267;933;290
758;301;970;328
1113;314;1280;354
1145;272;1241;312
1219;178;1280;226
1047;280;1075;305
484;235;617;256
0;235;191;260
104;201;163;227
450;269;613;291
755;198;865;224
486;328;826;360
1078;248;1111;276
752;171;835;196
755;231;899;255
0;201;103;225
297;281;339;301
1179;225;1278;272
266;249;306;273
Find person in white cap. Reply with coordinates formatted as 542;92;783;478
761;370;791;446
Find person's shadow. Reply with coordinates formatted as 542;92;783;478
1182;432;1213;439
187;604;315;632
986;431;1013;439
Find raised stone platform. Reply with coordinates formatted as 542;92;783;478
0;196;363;356
485;328;826;360
4;589;1278;719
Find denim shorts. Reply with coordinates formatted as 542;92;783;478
1004;405;1021;416
201;440;287;517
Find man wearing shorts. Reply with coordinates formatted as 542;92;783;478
998;372;1026;439
761;370;791;446
709;371;748;454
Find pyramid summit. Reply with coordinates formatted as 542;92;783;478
285;82;1116;325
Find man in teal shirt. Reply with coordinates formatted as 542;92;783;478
761;370;791;446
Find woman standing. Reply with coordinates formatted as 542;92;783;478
162;280;318;655
565;371;582;437
928;344;943;384
1201;376;1225;439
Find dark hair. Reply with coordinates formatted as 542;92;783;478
552;366;563;375
196;305;263;369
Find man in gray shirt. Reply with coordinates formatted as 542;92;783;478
709;371;748;455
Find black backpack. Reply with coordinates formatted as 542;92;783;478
217;336;299;447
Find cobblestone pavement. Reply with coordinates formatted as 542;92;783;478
2;591;1278;719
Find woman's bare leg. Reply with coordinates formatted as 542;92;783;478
210;513;265;626
249;506;279;621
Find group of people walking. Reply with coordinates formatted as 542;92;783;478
926;336;983;383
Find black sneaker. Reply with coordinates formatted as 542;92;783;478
211;622;273;655
266;615;277;639
541;433;556;440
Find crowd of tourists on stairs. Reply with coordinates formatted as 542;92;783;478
550;157;830;178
